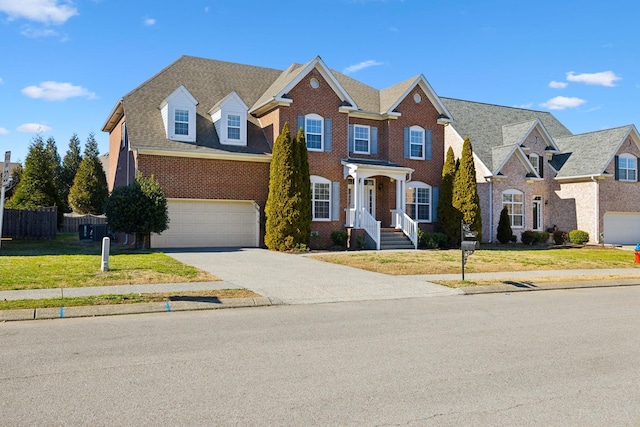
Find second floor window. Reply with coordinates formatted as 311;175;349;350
410;127;425;159
618;154;637;181
174;109;189;135
227;114;241;140
354;125;370;154
306;115;323;151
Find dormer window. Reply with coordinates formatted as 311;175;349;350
160;85;198;143
210;92;248;146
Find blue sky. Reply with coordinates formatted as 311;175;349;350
1;0;638;164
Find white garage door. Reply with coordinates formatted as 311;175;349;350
151;199;259;248
603;212;640;245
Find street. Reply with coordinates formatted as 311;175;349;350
1;287;640;426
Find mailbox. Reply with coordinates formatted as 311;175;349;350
461;240;477;252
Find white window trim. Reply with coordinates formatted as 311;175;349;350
305;113;324;152
503;189;524;229
619;153;637;182
222;112;246;146
353;124;370;154
409;125;425;160
311;175;331;221
405;181;432;223
169;104;196;142
529;153;540;176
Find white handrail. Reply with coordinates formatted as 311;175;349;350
344;208;356;227
361;208;381;250
397;210;418;249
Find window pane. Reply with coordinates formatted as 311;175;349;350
175;109;188;122
307;134;322;150
315;183;330;200
175;122;189;135
418;205;430;221
416;188;430;204
228;115;240;127
227;127;240;140
314;201;329;219
306;119;322;134
355;139;369;152
406;204;416;220
405;188;416;203
410;130;423;143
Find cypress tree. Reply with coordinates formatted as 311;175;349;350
6;135;59;210
265;122;298;251
68;133;108;214
437;146;461;246
60;133;83;212
453;136;482;243
496;206;513;244
294;127;311;246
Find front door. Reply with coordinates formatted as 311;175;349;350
533;196;542;231
364;179;376;217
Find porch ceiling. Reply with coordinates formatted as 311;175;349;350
341;158;414;180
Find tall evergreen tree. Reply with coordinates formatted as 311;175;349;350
60;133;83;212
68;133;108;214
437;146;461;246
44;136;65;225
293;127;311;246
496;206;513;244
6;136;59;210
453;136;482;243
265;122;298;251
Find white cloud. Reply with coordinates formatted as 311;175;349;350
0;127;9;135
566;71;621;87
143;17;156;26
21;27;61;38
17;123;52;133
343;60;384;74
540;96;587;110
0;0;78;25
513;103;533;109
21;81;97;101
549;80;568;89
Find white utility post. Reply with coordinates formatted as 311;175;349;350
0;151;11;253
101;237;110;272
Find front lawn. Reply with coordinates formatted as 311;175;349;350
311;247;639;275
0;234;219;290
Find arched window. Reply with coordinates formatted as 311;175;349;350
529;153;540;176
502;189;524;228
405;181;432;222
409;125;425;160
617;153;637;182
310;175;331;221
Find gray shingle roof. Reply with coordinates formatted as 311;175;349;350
554;125;633;178
441;98;572;173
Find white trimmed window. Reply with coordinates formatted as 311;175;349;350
160;86;198;143
354;125;370;154
174;109;189;135
410;126;425;160
305;114;324;151
503;189;524;228
227;114;241;140
618;154;637;182
311;176;331;221
405;181;431;222
529;153;540;176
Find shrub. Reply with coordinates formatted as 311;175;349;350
418;229;448;249
521;230;551;245
496;206;513;244
330;230;348;247
569;229;589;244
553;230;567;245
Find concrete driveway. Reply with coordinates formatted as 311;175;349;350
166;248;460;305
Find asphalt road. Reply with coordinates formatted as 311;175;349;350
1;287;640;426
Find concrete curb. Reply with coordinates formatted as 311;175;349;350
0;297;273;322
460;279;640;295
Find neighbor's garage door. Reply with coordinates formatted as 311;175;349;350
603;212;640;245
151;199;259;248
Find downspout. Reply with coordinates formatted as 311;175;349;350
488;179;493;243
592;176;599;244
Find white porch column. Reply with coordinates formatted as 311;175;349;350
353;174;360;228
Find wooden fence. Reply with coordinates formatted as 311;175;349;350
2;206;57;239
61;213;107;233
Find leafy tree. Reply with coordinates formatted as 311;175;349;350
293;127;311;246
496;206;513;244
60;133;83;212
265;122;298;251
68;133;108;214
105;174;169;249
453;136;482;243
437;146;461;246
6;136;59;211
5;163;23;200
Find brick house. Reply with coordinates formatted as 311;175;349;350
102;55;453;249
442;98;640;244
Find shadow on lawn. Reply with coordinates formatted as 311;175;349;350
503;280;538;289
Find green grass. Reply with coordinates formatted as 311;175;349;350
0;234;219;290
312;246;640;275
0;289;260;310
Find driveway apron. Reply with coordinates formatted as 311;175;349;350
167;248;460;305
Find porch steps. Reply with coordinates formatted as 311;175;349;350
379;228;415;250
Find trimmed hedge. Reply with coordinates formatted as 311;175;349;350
418;230;448;249
569;229;589;244
521;230;550;245
330;230;348;248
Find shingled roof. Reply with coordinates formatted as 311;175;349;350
441;98;572;173
554;125;635;178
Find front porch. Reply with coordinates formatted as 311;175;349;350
342;159;418;250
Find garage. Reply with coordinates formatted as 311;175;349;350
603;212;640;245
151;199;260;248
